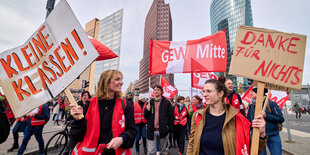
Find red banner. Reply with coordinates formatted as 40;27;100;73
160;76;177;99
242;85;289;108
149;31;227;75
191;72;218;90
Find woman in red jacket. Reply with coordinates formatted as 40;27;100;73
70;70;137;155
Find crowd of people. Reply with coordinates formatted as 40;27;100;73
0;70;287;155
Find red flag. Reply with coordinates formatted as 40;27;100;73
160;76;178;99
191;72;218;90
149;31;227;75
149;87;155;98
242;85;289;109
89;37;118;61
242;85;254;103
269;91;289;109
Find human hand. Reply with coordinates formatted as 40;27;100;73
70;104;83;120
106;137;123;149
146;103;150;111
28;113;35;118
262;111;266;118
252;115;266;138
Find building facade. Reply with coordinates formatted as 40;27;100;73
290;84;310;107
68;9;123;94
210;0;253;92
134;0;174;93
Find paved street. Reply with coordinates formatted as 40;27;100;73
283;113;310;133
1;113;310;155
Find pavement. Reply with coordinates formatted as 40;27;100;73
0;120;64;155
1;114;310;155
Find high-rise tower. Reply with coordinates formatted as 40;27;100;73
210;0;253;91
68;9;123;93
135;0;174;93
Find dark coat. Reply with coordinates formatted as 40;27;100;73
247;100;284;136
144;96;174;140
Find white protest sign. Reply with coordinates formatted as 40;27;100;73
0;0;99;117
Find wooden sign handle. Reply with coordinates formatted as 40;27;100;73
64;88;84;120
250;82;265;155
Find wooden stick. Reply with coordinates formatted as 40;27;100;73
65;88;84;119
250;82;265;155
262;89;271;112
88;62;96;95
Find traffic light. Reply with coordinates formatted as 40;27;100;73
82;80;89;88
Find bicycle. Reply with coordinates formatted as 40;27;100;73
44;120;70;155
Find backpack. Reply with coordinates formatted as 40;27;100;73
267;103;283;131
0;104;10;144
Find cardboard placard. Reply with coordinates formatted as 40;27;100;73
0;0;99;117
252;81;291;92
229;25;307;90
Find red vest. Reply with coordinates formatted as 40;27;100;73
134;102;147;124
174;105;187;126
72;97;131;155
195;112;250;155
226;93;241;111
31;105;46;126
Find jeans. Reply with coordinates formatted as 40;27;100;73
135;124;147;152
147;131;168;155
17;125;44;155
261;134;282;155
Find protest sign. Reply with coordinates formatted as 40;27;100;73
149;31;227;75
0;0;99;117
229;25;307;90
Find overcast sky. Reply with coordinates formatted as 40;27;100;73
0;0;309;97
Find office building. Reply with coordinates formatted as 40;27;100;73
210;0;253;92
134;0;174;94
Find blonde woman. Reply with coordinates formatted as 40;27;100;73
70;70;136;155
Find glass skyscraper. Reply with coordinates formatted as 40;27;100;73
94;9;123;91
210;0;253;91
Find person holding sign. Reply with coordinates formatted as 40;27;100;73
247;88;284;155
187;79;266;155
219;76;246;116
70;70;136;155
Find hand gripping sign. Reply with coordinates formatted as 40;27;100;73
0;0;99;117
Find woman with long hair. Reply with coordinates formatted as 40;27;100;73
70;70;137;155
187;79;266;155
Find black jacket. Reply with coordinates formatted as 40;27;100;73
144;96;174;140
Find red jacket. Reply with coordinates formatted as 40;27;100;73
134;102;147;124
72;97;131;155
174;105;188;126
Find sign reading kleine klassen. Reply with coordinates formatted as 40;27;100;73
229;25;307;90
0;0;99;117
149;31;227;75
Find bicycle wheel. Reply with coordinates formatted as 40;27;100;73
45;131;68;155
